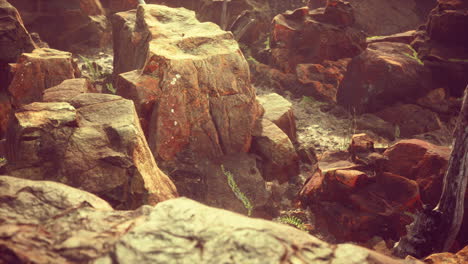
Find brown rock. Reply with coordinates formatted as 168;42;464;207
376;104;442;137
335;169;368;188
43;78;96;102
296;58;350;102
0;175;418;264
366;30;417;45
337;42;434;113
8;48;80;108
349;133;374;153
113;5;261;170
257;93;297;143
252;119;299;183
9;0;110;50
271;5;366;72
0;93;12;139
355;113;396;140
5;94;178;209
425;245;468;264
383;139;450;206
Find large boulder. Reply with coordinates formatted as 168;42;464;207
113;5;262;195
5;93;178;209
257;93;297;142
0;175;422;264
270;2;367;73
336;42;433;113
8;0;110;51
8;48;80;108
43;78;96;102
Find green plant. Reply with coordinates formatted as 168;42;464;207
106;83;117;94
263;36;270;50
221;165;253;216
246;55;259;65
403;46;424;65
277;215;308;231
338;107;357;151
79;55;103;81
300;96;315;105
0;157;5;163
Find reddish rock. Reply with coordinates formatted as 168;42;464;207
8;48;80;108
5;94;178;209
271;3;366;73
376;104;442;137
349;133;374;153
416;88;450;113
427;0;468;45
383;139;450;206
9;0;110;51
252;119;299;183
0;93;11;138
425;245;468;264
334;169;368;188
43;78;96;102
337;42;434;113
296;58;350;102
257;93;297;143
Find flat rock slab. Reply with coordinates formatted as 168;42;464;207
0;175;418;264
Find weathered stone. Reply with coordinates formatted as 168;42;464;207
366;30;417;45
296;58;350;102
5;93;178;209
43;78;96;102
8;48;80;108
425;245;468;264
9;0;110;51
349;133;374;153
252;119;299;183
336;42;433;113
376;104;442;137
257;93;297;143
0;175;420;264
113;5;261;174
355;113;396;141
271;4;366;73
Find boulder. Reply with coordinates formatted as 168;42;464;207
257;93;297;142
425;245;468;264
0;175;422;264
43;78;96;102
271;3;366;73
426;0;468;45
375;104;442;137
336;42;433;113
296;58;350;102
349;133;374;153
5;93;178;209
8;48;80;108
252;119;299;183
355;114;396;140
8;0;110;51
383;139;450;206
113;5;261;174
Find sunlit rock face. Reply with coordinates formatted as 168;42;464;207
5;93;178;209
0;176;418;264
8;0;110;51
8;48;80;108
113;4;263;204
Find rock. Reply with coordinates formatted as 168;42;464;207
425;245;468;264
271;3;366;73
5;93;178;209
413;0;468;97
375;104;442;137
355;114;396;141
0;93;12;139
250;62;299;92
0;175;418;264
366;30;417;45
113;5;261;173
351;0;434;36
416;87;450;114
337;42;433;113
335;169;368;188
257;93;297;143
9;0;110;51
43;78;96;102
252;119;299;183
296;58;350;102
8;48;80;108
383;139;450;207
349;133;374;153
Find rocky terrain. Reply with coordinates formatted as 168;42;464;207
0;0;467;263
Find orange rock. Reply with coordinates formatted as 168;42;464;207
349;133;374;153
334;169;368;188
425;245;468;264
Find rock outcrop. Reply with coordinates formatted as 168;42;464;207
5;93;178;209
8;48;80;108
8;0;110;51
113;4;263;207
0;175;422;264
270;2;367;73
336;42;433;113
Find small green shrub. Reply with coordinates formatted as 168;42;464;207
79;55;103;81
403;46;424;65
277;215;308;231
221;165;253;216
106;83;117;94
